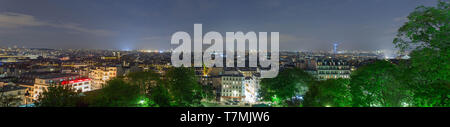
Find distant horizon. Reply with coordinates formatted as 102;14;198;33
0;46;396;52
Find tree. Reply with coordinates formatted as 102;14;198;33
259;68;315;106
89;79;152;107
200;84;216;102
393;0;449;52
126;71;168;106
126;71;161;93
393;0;449;107
35;85;80;107
350;61;412;107
303;79;352;107
165;67;203;107
148;84;172;107
402;49;450;107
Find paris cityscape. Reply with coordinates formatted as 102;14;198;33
0;0;448;108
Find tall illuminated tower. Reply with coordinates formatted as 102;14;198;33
333;43;338;54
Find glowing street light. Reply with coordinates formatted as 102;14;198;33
139;100;145;104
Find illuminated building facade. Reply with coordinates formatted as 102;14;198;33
220;74;259;104
316;59;351;80
60;78;92;92
0;83;27;107
89;67;117;90
32;74;91;101
221;74;244;103
242;75;259;103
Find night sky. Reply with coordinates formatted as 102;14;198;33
0;0;437;51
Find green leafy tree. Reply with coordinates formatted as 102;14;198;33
126;71;161;92
148;84;171;107
35;85;80;107
259;68;315;106
400;49;449;107
350;61;412;107
393;0;449;107
127;71;168;106
200;84;216;102
393;0;449;52
165;67;203;107
303;79;352;107
89;79;152;107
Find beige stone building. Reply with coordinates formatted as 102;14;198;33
0;83;27;107
89;67;117;90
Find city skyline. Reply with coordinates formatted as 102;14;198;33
0;0;438;51
0;0;448;113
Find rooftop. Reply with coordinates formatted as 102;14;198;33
0;85;27;92
37;73;80;79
